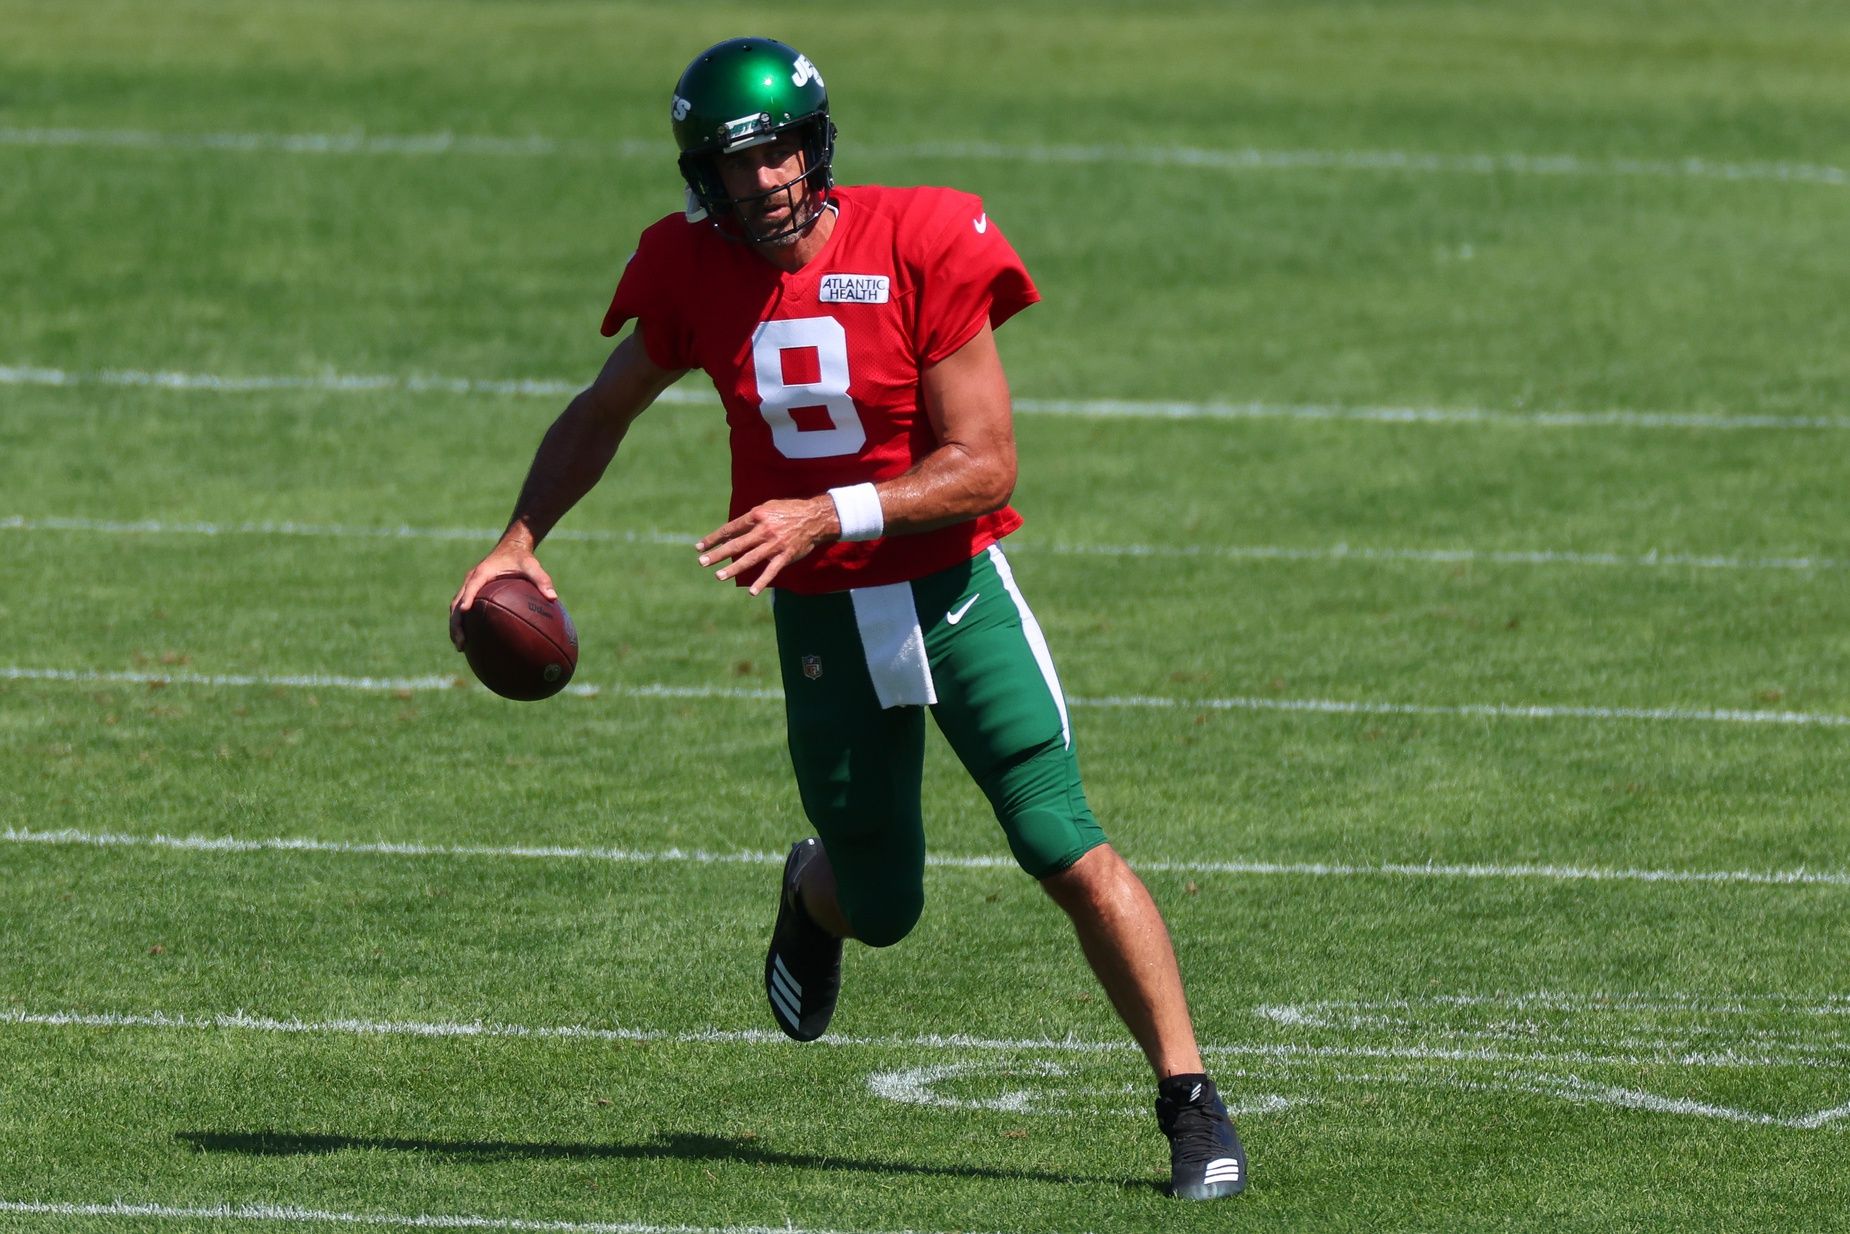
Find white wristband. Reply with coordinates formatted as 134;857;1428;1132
828;482;885;542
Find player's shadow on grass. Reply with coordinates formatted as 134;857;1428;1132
177;1129;1140;1189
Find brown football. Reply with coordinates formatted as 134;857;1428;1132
460;575;579;701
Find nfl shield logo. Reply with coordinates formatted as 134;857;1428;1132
802;655;823;681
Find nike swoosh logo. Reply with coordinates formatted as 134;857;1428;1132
972;213;988;234
945;594;979;625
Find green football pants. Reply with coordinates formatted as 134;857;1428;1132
771;544;1106;947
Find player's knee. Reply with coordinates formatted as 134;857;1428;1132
978;736;1108;879
1006;808;1108;881
842;882;923;948
1035;837;1121;912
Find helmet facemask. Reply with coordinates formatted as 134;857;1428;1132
679;113;836;246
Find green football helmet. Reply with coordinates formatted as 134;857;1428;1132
671;37;837;244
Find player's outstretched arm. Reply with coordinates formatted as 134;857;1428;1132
450;331;686;648
697;323;1016;594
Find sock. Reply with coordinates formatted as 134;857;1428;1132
1158;1073;1213;1104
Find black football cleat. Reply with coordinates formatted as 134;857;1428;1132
1156;1074;1247;1199
764;838;843;1042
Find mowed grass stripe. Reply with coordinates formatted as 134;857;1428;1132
4;363;1845;431
8;514;1847;575
18;523;1846;731
2;124;1844;189
9;388;1844;577
9;842;1846;1078
11;677;1840;882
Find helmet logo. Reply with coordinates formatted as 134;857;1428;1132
719;112;774;149
790;55;823;88
671;95;692;121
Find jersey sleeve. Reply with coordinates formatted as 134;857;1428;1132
599;218;697;371
913;195;1041;367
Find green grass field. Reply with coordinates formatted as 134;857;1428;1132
4;1;1849;1230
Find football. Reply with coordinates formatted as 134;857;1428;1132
460;575;579;701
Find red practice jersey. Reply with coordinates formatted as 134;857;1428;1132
601;184;1039;593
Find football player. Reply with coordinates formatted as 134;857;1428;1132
449;36;1245;1200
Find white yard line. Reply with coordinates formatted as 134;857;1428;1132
1078;692;1850;728
5;664;1847;730
5;513;1843;575
1262;991;1850;1018
0;665;784;701
1253;996;1850;1059
1038;538;1847;573
0;127;659;158
8;826;1850;891
904;140;1850;189
0;362;587;399
0;1004;1836;1071
1016;397;1848;432
1790;1102;1850;1130
1514;1074;1850;1130
1;665;471;694
2;125;1844;189
7;1003;1847;1131
3;362;1845;432
0;515;694;549
1319;1067;1850;1130
0;1198;994;1234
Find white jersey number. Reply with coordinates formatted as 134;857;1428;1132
750;316;867;460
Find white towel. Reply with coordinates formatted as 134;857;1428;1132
849;582;937;708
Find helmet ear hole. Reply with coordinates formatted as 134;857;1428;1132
677;153;729;219
804;118;837;193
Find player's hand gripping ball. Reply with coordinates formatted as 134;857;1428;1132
460;575;578;701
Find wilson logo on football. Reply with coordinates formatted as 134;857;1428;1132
818;274;890;304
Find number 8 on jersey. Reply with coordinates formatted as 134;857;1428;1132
752;317;866;460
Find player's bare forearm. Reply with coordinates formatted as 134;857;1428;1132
696;445;1010;595
450;332;684;643
503;331;685;549
502;392;627;548
865;438;1016;534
